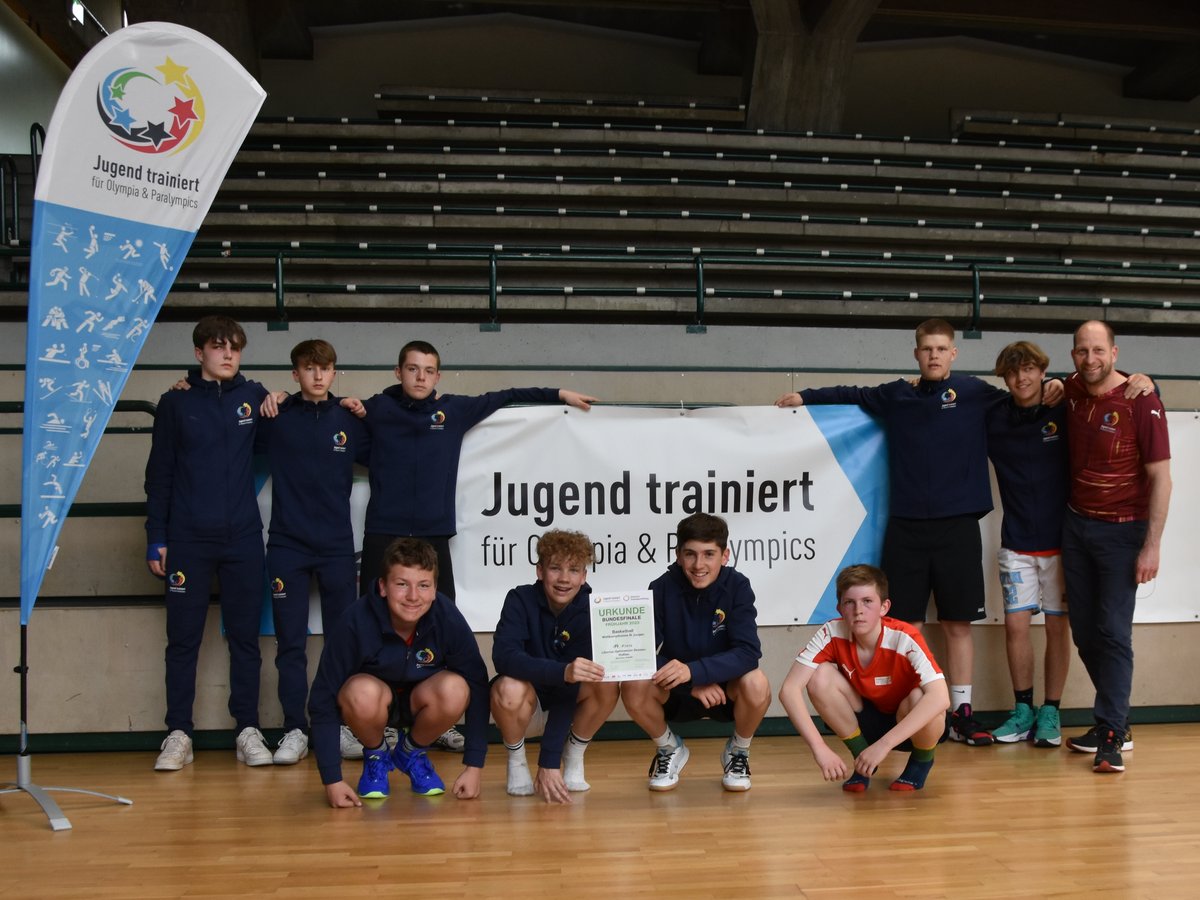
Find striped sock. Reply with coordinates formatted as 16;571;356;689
839;730;872;791
890;748;935;792
841;729;869;758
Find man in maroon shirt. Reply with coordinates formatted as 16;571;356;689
1061;321;1172;774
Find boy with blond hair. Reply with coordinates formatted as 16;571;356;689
491;529;620;803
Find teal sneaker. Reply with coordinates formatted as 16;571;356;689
392;744;445;796
357;748;393;799
992;702;1035;743
1033;704;1062;747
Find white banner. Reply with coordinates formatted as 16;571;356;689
446;406;1199;631
451;405;890;630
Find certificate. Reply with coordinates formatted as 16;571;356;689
589;590;658;682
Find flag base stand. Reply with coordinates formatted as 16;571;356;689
1;623;133;831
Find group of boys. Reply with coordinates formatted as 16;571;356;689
310;511;770;806
145;314;1171;801
146;316;592;773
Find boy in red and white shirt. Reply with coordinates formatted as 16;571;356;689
779;564;950;792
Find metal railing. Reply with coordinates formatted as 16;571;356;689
158;245;1200;333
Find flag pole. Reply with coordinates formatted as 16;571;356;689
1;620;133;830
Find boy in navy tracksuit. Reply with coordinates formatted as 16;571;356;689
491;530;620;803
145;315;273;772
776;318;1024;747
308;538;490;807
357;339;595;753
357;339;597;600
257;339;370;765
621;513;771;792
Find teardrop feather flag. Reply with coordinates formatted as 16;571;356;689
20;22;265;623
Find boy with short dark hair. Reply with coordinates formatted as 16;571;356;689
491;529;620;803
307;538;490;807
621;513;771;792
358;340;597;600
257;339;370;764
779;564;950;792
145;315;272;771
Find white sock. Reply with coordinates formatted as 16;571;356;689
653;729;677;750
505;739;525;758
564;731;590;757
950;685;972;709
731;732;752;751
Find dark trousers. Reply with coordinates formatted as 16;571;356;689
164;534;265;735
1062;508;1147;734
267;546;358;732
359;532;455;601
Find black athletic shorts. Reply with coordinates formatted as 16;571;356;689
386;683;417;730
882;514;987;623
662;684;735;723
855;698;949;748
855;698;913;751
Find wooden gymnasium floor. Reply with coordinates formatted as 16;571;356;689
3;726;1200;898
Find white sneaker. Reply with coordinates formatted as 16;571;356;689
562;745;590;792
506;755;535;796
235;726;274;767
340;724;364;759
433;726;465;752
384;726;400;749
154;730;193;771
648;739;689;791
273;728;309;765
721;737;752;792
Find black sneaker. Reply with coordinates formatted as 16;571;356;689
948;703;994;746
1093;729;1126;773
1068;724;1134;754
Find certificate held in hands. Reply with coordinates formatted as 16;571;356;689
589;590;658;682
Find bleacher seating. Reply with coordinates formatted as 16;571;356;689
5;98;1200;331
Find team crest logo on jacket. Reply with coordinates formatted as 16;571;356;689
712;608;727;635
554;628;571;653
235;402;253;424
168;570;186;593
940;388;957;407
430;410;446;429
1103;411;1120;427
1041;421;1059;441
271;577;285;597
332;430;347;452
415;648;435;666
